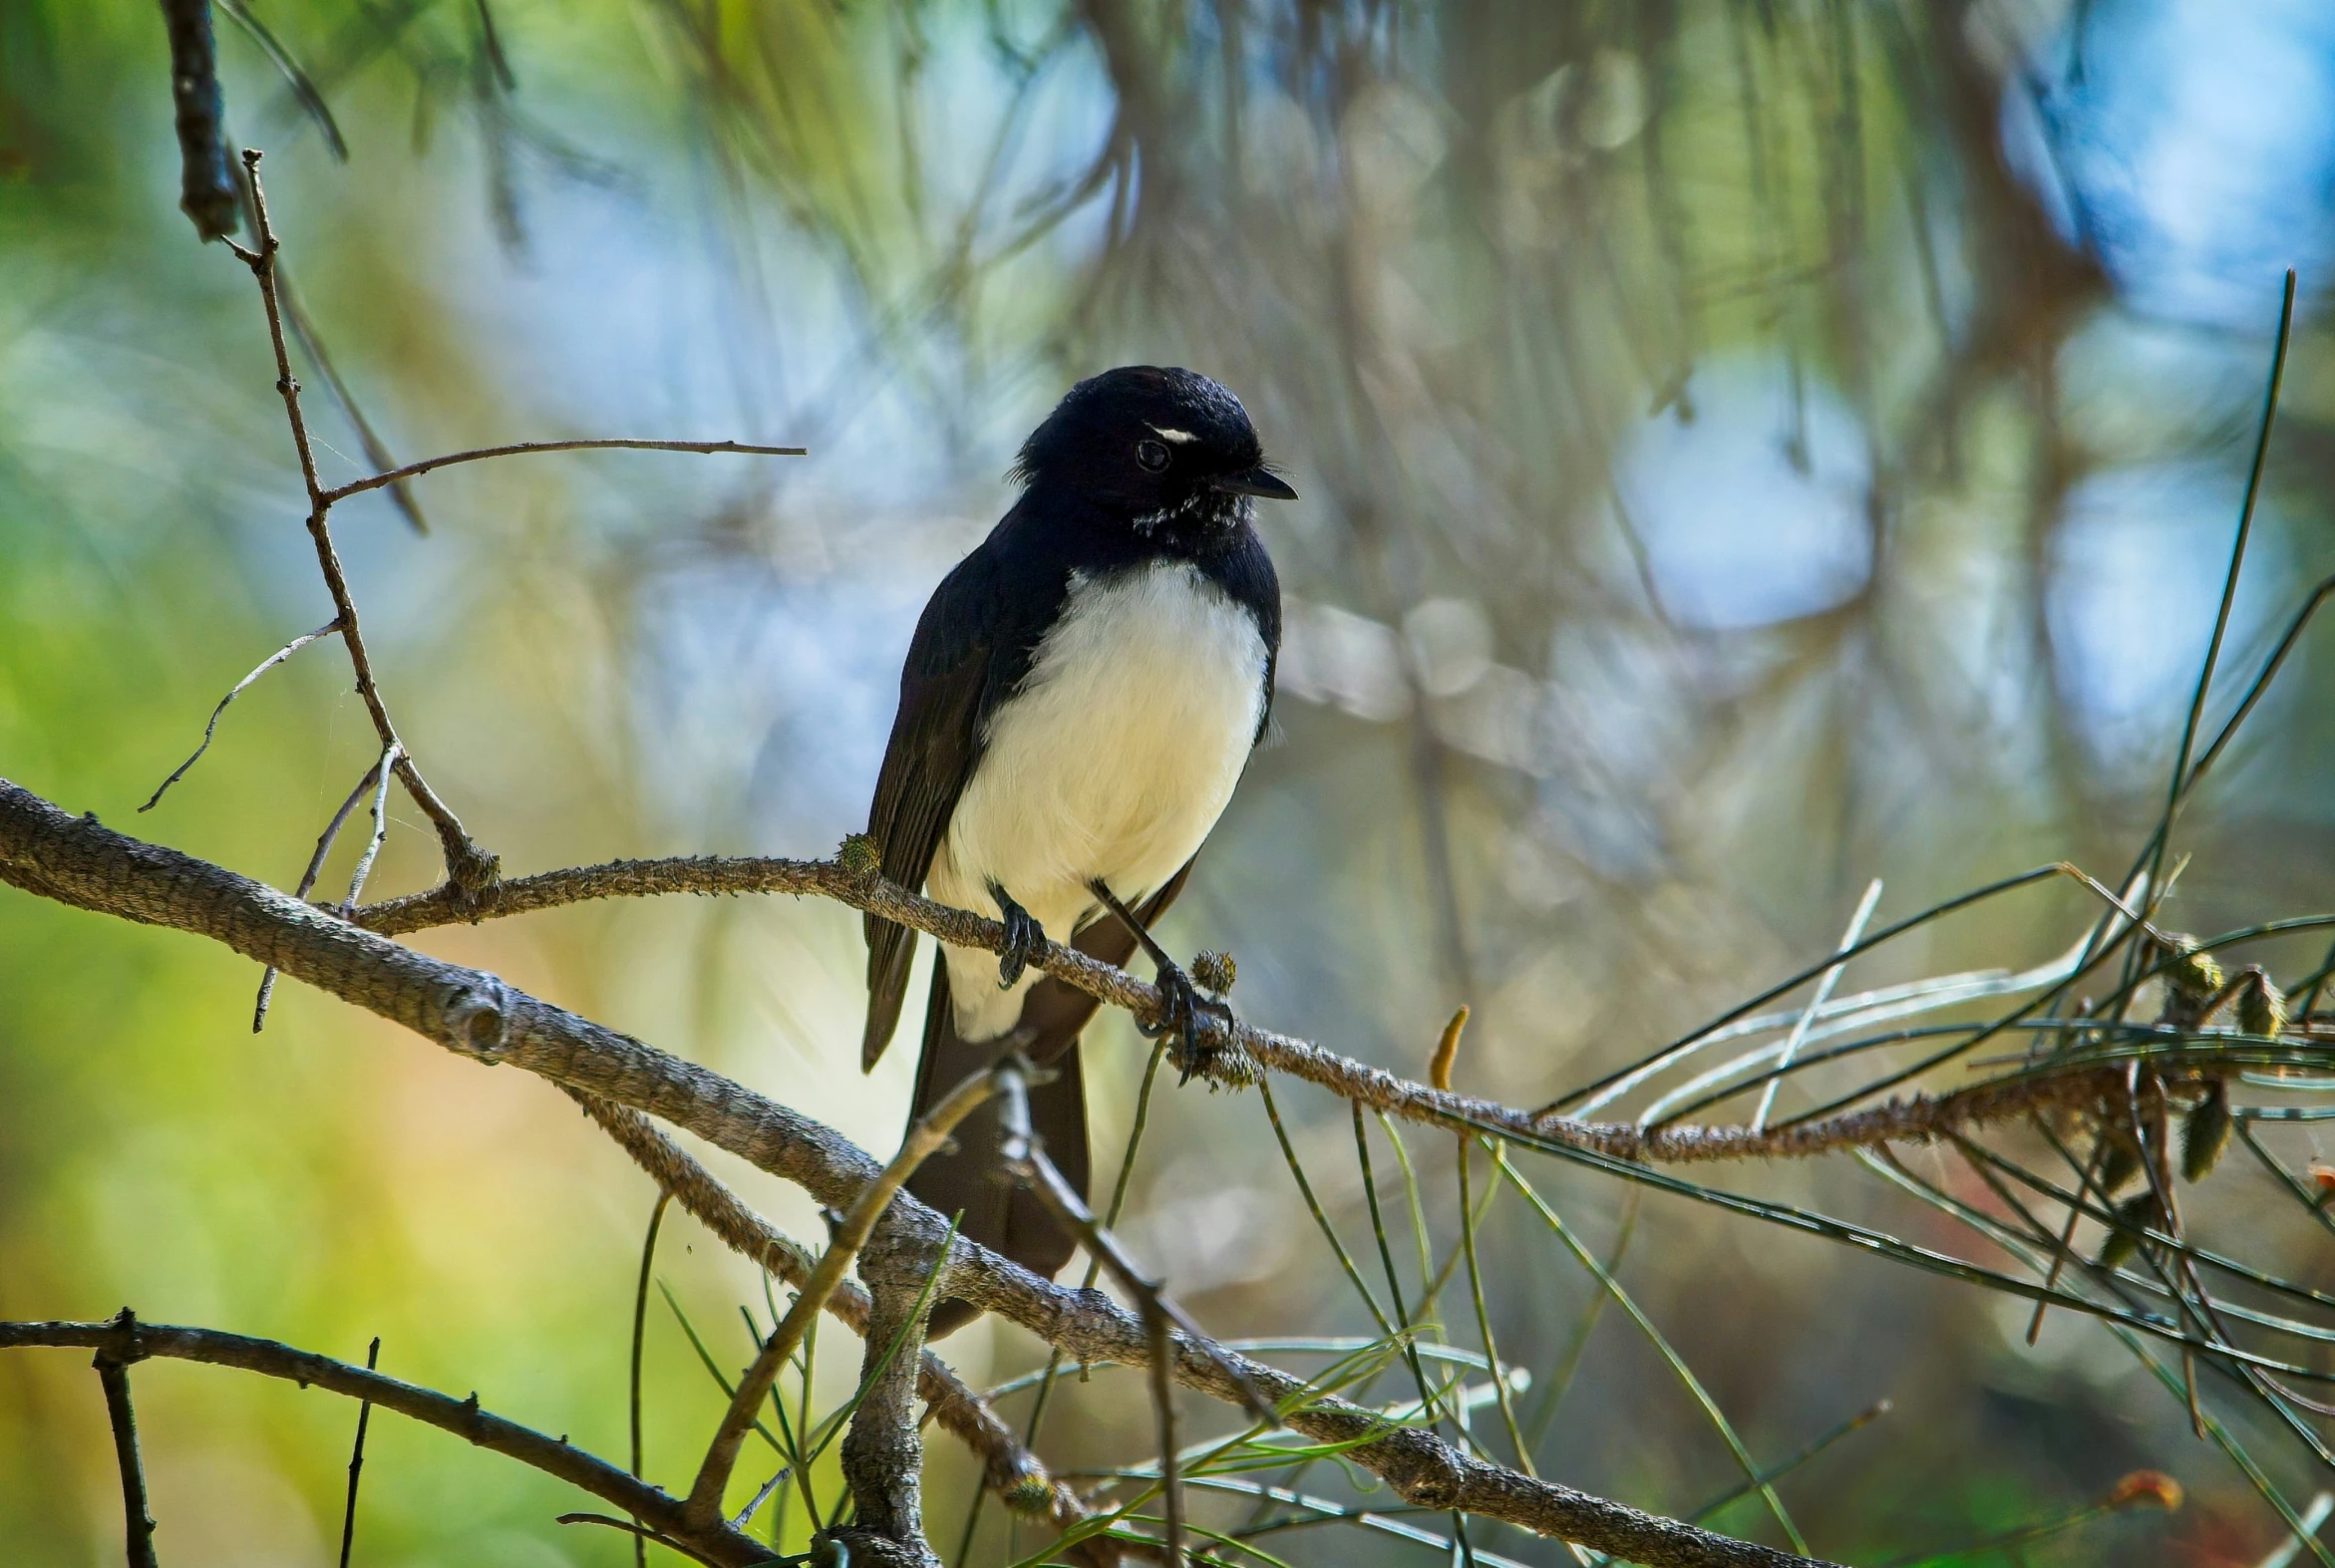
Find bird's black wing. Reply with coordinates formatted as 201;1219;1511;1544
861;505;1069;1070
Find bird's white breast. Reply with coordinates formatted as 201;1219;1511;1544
928;559;1268;1040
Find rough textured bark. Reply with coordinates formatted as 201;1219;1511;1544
0;777;1835;1568
838;1245;945;1568
567;1091;1084;1529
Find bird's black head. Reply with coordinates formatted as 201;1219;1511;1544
1012;366;1297;539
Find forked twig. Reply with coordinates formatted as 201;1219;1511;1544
210;150;806;909
223;150;497;898
253;752;388;1032
93;1311;160;1568
4;1312;768;1564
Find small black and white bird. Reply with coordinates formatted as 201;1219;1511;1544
860;365;1292;1333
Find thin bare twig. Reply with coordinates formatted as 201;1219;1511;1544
342;742;400;911
681;1067;999;1531
216;153;814;906
1145;1300;1186;1568
996;1060;1278;1426
268;259;425;531
254;752;386;1032
3;1314;770;1567
354;846;2145;1166
993;1061;1203;1568
565;1089;1090;1536
337;1336;381;1568
93;1311;160;1568
962;1039;1171;1568
320;438;807;504
139;617;341;812
554;1512;729;1566
222;149;432;538
631;1190;671;1568
224;149;500;898
733;1468;789;1532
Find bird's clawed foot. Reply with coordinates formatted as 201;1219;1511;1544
1144;955;1236;1084
1087;877;1238;1084
990;883;1047;990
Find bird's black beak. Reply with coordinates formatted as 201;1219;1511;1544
1213;467;1298;501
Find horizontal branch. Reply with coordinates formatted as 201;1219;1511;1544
319;439;806;504
0;779;1834;1568
0;1314;769;1567
355;851;2106;1164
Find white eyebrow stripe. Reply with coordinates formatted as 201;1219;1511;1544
1149;426;1198;444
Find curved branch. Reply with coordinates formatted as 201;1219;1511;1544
319;439;807;505
0;1315;769;1568
355;851;2113;1164
0;779;1834;1568
685;1068;994;1535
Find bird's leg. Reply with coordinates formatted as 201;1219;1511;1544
988;882;1047;990
1088;877;1232;1084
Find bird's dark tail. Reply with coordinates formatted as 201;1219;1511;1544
903;863;1192;1338
906;962;1091;1338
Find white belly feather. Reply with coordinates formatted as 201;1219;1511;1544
927;559;1267;1041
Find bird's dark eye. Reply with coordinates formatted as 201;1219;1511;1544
1136;439;1170;472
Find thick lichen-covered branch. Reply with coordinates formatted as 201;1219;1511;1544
0;777;1835;1568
